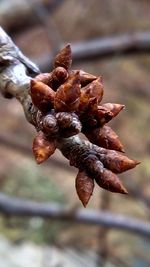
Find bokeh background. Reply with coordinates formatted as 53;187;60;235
0;0;150;266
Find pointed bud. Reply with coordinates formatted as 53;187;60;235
102;103;125;118
79;77;103;112
95;168;128;194
82;77;103;103
42;113;59;137
54;72;81;112
80;98;110;129
84;125;125;152
94;103;124;126
56;112;81;138
80;97;98;128
34;73;52;85
71;70;97;86
76;171;94;207
97;150;140;174
33;131;56;164
81;154;127;194
30;80;55;112
54;44;72;70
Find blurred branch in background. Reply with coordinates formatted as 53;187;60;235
0;133;150;210
0;193;150;238
30;0;62;55
0;0;65;33
37;31;150;71
1;1;149;71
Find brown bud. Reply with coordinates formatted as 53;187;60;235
54;44;72;70
54;72;81;112
81;154;127;194
97;150;140;174
56;112;81;138
71;70;97;87
30;80;55;112
79;77;103;112
52;67;68;83
76;171;94;207
42;113;59;137
95;168;128;194
90;103;124;127
102;103;125;118
50;67;69;91
84;125;125;152
33;131;56;164
34;73;52;85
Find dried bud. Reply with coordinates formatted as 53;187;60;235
96;149;140;174
30;80;55;112
42;113;59;137
33;131;56;164
72;70;97;87
89;104;124;127
76;171;94;207
50;67;69;90
54;72;81;112
95;168;128;194
54;44;72;70
84;125;125;152
77;154;127;194
79;77;103;112
29;44;140;206
56;112;81;138
102;103;125;118
34;73;52;85
52;67;68;83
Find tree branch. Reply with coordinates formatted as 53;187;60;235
0;0;65;33
0;27;149;238
37;31;150;71
0;27;142;222
0;193;149;237
0;26;93;163
0;133;149;211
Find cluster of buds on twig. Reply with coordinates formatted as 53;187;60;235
30;44;139;207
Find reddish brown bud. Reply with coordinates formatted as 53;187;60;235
33;131;56;164
102;103;125;118
54;72;81;112
80;154;127;194
50;67;69;90
52;67;68;82
30;80;55;112
95;168;128;194
71;70;97;87
56;112;81;138
79;77;103;112
97;150;140;174
76;171;94;207
80;98;111;129
85;125;125;152
54;44;72;70
91;103;124;127
34;73;52;85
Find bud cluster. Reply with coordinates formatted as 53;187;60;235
30;45;139;207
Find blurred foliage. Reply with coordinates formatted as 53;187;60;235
0;162;67;244
2;162;65;202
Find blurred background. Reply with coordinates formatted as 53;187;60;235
0;0;150;266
